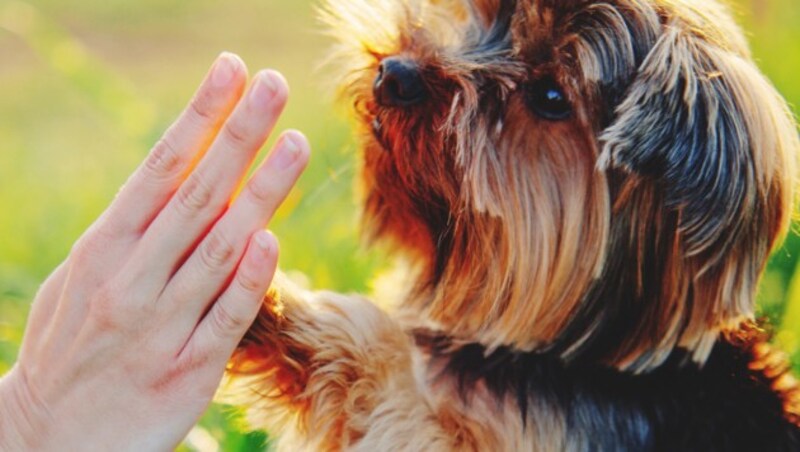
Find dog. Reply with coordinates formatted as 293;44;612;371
224;0;800;450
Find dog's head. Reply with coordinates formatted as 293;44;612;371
323;0;798;371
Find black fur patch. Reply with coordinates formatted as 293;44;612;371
415;329;800;451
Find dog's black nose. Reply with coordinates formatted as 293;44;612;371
373;57;427;107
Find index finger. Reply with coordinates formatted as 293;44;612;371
99;52;248;238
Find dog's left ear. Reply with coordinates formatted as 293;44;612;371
599;26;798;361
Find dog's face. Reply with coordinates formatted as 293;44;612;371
324;0;798;371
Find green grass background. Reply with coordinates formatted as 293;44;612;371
0;0;798;450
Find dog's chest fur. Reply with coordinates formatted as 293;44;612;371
409;329;800;452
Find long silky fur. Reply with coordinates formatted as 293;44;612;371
223;0;800;450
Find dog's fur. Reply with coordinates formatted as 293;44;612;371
225;0;800;450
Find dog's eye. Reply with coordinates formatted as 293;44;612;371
525;78;572;121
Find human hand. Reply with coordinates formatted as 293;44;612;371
0;52;309;451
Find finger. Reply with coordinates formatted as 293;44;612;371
187;230;278;362
99;52;248;238
162;131;309;337
135;70;289;287
18;262;68;353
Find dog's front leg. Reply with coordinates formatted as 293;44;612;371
225;271;420;449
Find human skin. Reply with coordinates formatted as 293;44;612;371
0;52;309;451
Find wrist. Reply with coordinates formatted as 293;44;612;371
0;366;49;450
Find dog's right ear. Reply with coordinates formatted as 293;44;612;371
594;24;798;370
599;23;796;270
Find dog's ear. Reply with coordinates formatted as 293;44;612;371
468;0;500;27
598;26;797;365
468;0;515;31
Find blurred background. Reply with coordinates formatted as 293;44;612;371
0;0;798;450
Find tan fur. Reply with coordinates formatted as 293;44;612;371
224;0;800;449
225;274;564;451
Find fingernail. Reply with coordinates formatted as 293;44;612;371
254;230;272;252
211;52;237;88
272;133;304;170
249;71;279;110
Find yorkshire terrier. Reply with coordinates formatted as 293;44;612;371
225;0;800;450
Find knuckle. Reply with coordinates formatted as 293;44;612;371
175;175;215;217
245;176;277;205
70;225;112;265
222;121;251;148
198;231;237;271
210;303;246;337
88;281;152;336
188;92;216;125
69;236;93;265
96;210;129;239
87;285;124;332
144;137;184;179
236;268;264;294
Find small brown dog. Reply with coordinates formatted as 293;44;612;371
226;0;800;450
